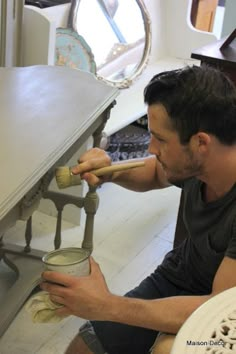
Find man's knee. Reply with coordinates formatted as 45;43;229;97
65;322;107;354
65;334;93;354
151;334;176;354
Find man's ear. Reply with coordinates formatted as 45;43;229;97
191;132;211;153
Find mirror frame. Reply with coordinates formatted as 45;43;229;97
69;0;152;89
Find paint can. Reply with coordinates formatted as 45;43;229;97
42;247;90;276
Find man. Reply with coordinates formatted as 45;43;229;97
41;65;236;354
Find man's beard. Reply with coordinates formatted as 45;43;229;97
157;152;202;185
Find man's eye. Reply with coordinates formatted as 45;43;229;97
150;133;164;143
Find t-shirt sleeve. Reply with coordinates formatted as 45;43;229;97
172;177;194;189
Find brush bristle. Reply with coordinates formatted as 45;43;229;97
55;167;81;189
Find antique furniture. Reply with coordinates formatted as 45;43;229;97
171;286;236;353
0;65;118;336
191;29;236;85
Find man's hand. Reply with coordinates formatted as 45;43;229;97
40;257;112;320
71;148;112;186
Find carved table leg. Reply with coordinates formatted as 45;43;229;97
0;245;45;337
54;206;63;250
0;235;4;262
82;186;99;252
24;216;32;253
93;103;116;148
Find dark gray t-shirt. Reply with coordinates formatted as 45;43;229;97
158;178;236;295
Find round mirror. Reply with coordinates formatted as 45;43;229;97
70;0;151;88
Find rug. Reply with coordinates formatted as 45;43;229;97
106;119;150;161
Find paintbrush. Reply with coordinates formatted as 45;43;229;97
55;160;145;189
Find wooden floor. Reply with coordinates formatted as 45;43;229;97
0;182;181;354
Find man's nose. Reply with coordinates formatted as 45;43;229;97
148;136;160;156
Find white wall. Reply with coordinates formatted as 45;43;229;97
23;1;218;67
141;0;218;62
143;0;167;61
221;0;236;38
22;4;70;66
164;0;217;59
0;0;24;66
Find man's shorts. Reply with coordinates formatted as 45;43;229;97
79;269;192;354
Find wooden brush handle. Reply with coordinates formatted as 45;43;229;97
89;161;145;177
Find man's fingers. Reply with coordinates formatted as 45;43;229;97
90;256;102;274
50;294;66;306
41;270;75;287
55;306;72;317
71;148;111;176
81;172;102;186
71;160;96;175
40;281;67;297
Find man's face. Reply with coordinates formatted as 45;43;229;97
148;104;202;184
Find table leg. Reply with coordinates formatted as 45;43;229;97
0;244;45;337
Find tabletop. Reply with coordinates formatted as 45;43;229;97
0;65;118;224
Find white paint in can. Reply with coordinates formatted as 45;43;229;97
42;247;90;276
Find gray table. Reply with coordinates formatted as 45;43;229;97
0;65;118;336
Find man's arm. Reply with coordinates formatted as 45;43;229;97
110;155;170;191
71;148;170;191
103;256;236;333
41;256;236;334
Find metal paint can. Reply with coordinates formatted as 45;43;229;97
42;247;90;276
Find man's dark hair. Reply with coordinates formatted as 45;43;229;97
144;65;236;145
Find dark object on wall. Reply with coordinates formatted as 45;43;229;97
25;0;70;8
191;31;236;85
220;28;236;51
218;0;226;7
